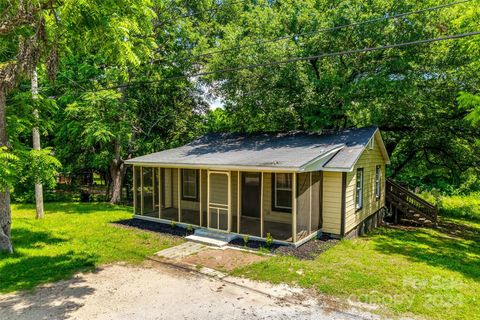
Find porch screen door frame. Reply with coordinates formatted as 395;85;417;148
207;170;231;232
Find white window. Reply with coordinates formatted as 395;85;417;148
274;173;292;211
375;165;381;199
182;169;197;200
356;168;363;210
368;138;374;150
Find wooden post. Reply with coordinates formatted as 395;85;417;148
199;170;202;226
260;172;264;238
140;167;144;215
227;171;231;232
292;172;297;243
207;170;210;228
309;172;312;233
177;168;181;222
152;168;155;212
237;171;240;234
158;168;162;219
133;166;137;214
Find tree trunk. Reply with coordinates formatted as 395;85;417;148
0;87;13;253
32;69;44;219
109;160;124;204
109;139;124;205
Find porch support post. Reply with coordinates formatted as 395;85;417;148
207;170;210;228
140;167;144;215
133;166;137;214
260;172;264;238
177;168;181;221
158;168;162;219
309;172;312;233
237;171;240;234
292;172;297;243
199;169;202;226
228;171;231;232
152;168;155;211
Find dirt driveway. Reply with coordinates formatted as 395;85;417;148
0;262;379;320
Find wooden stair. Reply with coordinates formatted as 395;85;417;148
385;178;437;227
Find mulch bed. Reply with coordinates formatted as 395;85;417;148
113;218;193;238
228;234;339;260
274;237;340;260
229;238;283;251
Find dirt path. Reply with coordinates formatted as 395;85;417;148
0;262;379;320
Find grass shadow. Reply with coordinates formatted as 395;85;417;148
0;265;95;319
0;251;98;293
371;223;480;281
10;227;66;250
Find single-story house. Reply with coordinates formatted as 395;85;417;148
125;126;390;246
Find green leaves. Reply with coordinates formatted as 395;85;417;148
458;92;480;126
0;147;19;191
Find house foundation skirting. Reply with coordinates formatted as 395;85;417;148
344;207;386;239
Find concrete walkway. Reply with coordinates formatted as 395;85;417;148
155;242;208;260
0;263;381;320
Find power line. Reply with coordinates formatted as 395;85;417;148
159;0;473;65
100;31;480;91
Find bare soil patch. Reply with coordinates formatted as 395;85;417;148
182;248;268;271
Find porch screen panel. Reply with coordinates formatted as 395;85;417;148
200;170;208;227
134;167;141;214
161;168;177;221
142;167;155;217
310;171;322;232
263;173;292;241
296;172;312;241
153;168;160;217
239;172;261;237
180;169;201;226
209;173;229;231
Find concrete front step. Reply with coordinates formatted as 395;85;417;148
193;229;238;242
186;235;229;247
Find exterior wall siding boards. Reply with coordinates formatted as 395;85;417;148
321;171;342;234
344;138;386;234
310;171;322;232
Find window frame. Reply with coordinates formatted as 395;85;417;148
272;173;293;213
355;168;364;211
375;165;381;200
181;169;198;201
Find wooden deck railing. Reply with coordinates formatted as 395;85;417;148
386;178;438;223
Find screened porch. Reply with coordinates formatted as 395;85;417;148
133;166;322;244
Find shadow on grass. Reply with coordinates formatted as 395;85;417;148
14;202;131;215
0;251;98;294
11;227;66;250
371;222;480;281
0;261;96;320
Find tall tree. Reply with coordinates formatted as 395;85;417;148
0;0;55;252
31;68;44;219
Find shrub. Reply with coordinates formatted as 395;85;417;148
265;233;274;248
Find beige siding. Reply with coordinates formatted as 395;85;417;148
344;137;386;233
263;173;292;224
321;171;342;234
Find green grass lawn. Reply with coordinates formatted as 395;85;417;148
0;202;183;294
233;200;480;319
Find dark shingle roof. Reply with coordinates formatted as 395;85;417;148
126;126;385;171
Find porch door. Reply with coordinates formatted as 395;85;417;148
242;172;261;218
